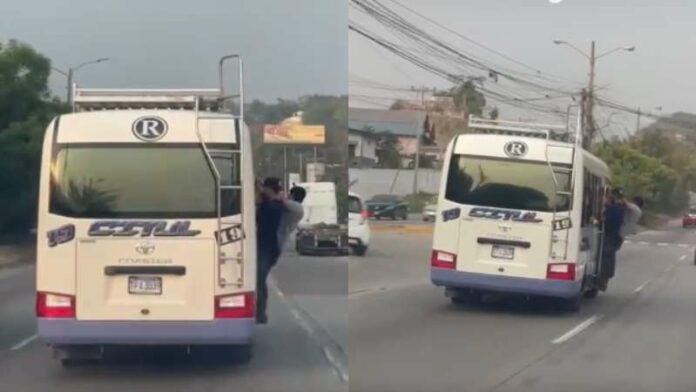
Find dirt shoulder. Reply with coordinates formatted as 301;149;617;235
0;242;36;269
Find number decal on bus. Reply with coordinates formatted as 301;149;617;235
215;224;245;245
47;224;76;247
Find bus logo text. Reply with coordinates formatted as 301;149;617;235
469;208;542;223
88;221;201;237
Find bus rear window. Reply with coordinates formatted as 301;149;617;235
49;144;240;218
444;154;570;212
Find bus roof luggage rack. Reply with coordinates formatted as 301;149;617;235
468;115;574;143
72;88;230;112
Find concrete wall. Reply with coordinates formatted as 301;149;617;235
349;168;441;200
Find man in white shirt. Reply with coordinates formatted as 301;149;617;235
277;186;306;251
620;196;643;238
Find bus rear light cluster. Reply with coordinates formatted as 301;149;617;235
36;292;75;318
214;292;255;319
431;250;457;269
546;263;576;281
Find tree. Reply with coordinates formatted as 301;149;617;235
375;131;401;169
450;80;486;116
0;40;52;132
0;40;68;234
595;142;683;213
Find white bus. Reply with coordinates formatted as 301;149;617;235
36;56;257;363
430;115;610;311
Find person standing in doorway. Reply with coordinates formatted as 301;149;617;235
256;177;285;324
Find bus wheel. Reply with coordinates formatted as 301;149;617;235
583;288;599;299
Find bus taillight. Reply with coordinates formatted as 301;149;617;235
431;250;457;269
36;292;75;318
215;292;255;318
546;263;576;281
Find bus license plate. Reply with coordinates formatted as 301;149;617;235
128;276;162;295
491;245;514;260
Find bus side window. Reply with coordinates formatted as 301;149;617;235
582;170;592;227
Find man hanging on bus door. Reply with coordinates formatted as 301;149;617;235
599;189;625;289
256;177;286;324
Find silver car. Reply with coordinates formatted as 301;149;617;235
422;204;437;222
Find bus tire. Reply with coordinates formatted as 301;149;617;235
583;288;599;299
352;245;367;256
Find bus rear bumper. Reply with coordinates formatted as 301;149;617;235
431;268;581;299
38;318;254;345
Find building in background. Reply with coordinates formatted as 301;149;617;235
348;127;379;168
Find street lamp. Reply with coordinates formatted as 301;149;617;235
52;57;110;105
553;40;635;146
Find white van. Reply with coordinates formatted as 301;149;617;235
295;182;348;255
36;56;257;362
431;115;610;311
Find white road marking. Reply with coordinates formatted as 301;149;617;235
678;244;690;248
552;315;601;344
680;255;687;261
268;277;348;383
657;242;669;247
634;280;651;293
639;241;650;245
10;335;37;351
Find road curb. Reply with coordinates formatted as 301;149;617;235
371;224;433;235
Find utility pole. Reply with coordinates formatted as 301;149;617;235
553;40;634;147
585;41;596;148
636;107;641;133
412;86;425;195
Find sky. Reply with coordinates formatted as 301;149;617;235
349;0;696;135
1;0;347;102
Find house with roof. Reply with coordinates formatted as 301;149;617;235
349;107;458;168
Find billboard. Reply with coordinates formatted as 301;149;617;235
263;124;325;144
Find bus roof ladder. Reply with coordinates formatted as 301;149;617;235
194;54;245;289
544;106;582;261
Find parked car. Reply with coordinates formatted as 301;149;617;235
683;208;696;228
348;192;370;256
422;203;437;222
365;194;408;220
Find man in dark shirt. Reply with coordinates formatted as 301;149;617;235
600;189;626;289
256;177;286;324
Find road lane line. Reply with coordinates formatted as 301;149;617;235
657;242;669;247
639;241;650;245
552;315;601;344
634;280;651;293
680;255;687;261
10;335;37;351
268;276;348;383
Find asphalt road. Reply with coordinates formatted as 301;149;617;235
350;220;696;392
0;248;347;392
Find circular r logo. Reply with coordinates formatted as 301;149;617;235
132;116;168;142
